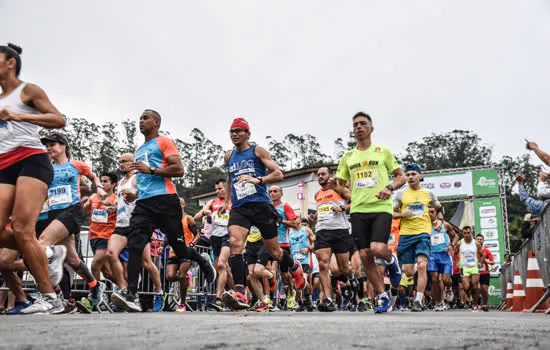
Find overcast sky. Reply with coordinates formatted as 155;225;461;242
2;1;549;166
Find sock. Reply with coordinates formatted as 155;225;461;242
228;255;246;287
384;255;395;265
390;294;398;307
266;271;274;279
45;246;54;259
357;277;366;298
416;291;424;304
399;293;406;307
73;261;97;288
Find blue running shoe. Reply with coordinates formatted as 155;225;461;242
153;293;166;312
374;292;391;314
387;253;402;286
7;300;32;315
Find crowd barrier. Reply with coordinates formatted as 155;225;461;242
500;205;550;313
0;227;217;312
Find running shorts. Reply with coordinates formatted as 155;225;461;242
211;235;230;257
461;265;479;277
350;212;392;250
314;229;350;254
228;202;280;241
90;238;108;254
48;204;85;236
112;226;132;238
428;252;453;275
396;233;431;265
244;240;270;266
0;153;53;186
452;273;462;287
479;273;490;286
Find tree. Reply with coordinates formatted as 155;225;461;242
65;117;100;163
92;122;121;174
266;136;291;171
120;118;137;154
401;130;492;171
333;137;346;161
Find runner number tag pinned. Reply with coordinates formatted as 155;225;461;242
353;169;378;188
48;185;72;206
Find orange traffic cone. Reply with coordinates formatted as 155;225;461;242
523;250;550;312
512;270;525;312
505;279;513;311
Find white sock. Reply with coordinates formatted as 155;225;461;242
45;246;54;259
391;294;398;306
415;292;424;304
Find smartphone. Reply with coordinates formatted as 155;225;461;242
525;138;531;150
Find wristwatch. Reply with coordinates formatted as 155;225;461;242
257;176;263;184
385;184;394;192
149;167;157;175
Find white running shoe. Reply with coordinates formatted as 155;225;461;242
48;245;67;286
20;294;64;315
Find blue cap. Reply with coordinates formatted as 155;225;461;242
405;163;422;174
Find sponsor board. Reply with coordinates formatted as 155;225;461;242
484;240;500;250
479;205;497;218
481;229;499;241
480;217;498;229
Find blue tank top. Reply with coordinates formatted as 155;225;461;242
289;226;309;265
48;160;90;211
430;221;451;253
227;145;270;208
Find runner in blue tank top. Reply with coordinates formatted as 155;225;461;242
219;117;304;311
427;206;458;311
289;220;316;312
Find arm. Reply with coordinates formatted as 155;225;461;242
255;146;284;183
392;191;413;218
132;154;184;178
282;203;298;229
333;178;351;201
194;200;213;221
476;242;485;264
0;83;65;128
82;195;93;214
518;184;546;216
445;222;459;245
85;171;107;197
528;142;550;166
485;250;495;266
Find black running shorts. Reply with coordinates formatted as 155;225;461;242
228;202;280;240
479;273;490;286
0;153;53;186
314;229;350;254
211;235;230;257
244;240;269;266
350;212;392;250
48;204;85;236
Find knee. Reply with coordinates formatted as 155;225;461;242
216;261;226;271
431;275;439;284
417;259;428;271
10;218;33;236
229;237;244;254
269;247;283;261
253;269;264;279
318;260;329;272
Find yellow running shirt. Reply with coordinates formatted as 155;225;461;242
336;144;400;215
393;187;439;235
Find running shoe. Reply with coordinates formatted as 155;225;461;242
342;285;354;310
90;281;106;307
20;294;63;314
411;300;425;312
153;293;166;312
264;295;273;309
199;252;217;284
365;297;374;311
111;289;142;313
290;261;305;290
176;304;187;312
208;299;224;312
374;292;391;314
386;253;402;286
445;287;454;303
472;305;481;312
349;303;357;312
481;305;489;312
358;301;368;312
7;300;32;315
399;305;408;312
306;301;314;312
251;300;269;312
326;300;337;312
0;307;6;314
221;290;249;311
434;303;444;312
296;301;306;312
287;291;296;310
61;299;78;314
76;298;93;314
47;245;67;287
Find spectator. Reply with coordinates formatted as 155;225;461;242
537;170;550;200
515;173;550;216
526;141;550;167
520;214;539;240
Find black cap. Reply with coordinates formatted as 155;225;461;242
40;133;69;146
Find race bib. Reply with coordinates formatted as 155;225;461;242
317;205;333;221
48;185;72;206
353;169;378;188
292;252;306;260
480;264;487;272
234;182;257;200
40;200;49;214
92;209;108;223
465;256;477;267
250;226;260;234
214;213;230;226
135;152;150;167
407;203;425;217
431;233;445;246
388;234;395;245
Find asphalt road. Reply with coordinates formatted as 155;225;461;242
0;311;548;350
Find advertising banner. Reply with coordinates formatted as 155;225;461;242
421;172;473;199
474;197;505;277
472;169;500;196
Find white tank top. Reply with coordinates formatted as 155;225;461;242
0;82;43;155
460;238;478;268
116;174;137;227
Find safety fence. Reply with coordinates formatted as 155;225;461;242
500;205;550;313
0;227;217;312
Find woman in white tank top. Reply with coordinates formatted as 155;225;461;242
0;43;67;314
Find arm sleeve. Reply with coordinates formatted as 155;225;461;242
158;136;180;158
72;160;91;176
284;203;297;221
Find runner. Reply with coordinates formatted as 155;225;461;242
245;226;273;312
455;226;484;311
393;163;441;312
269;185;299;309
111;109;215;312
165;198;200;312
476;234;494;312
427;206;457;311
105;153;166;313
333;112;406;314
83;173;118;282
194;179;232;312
312;167;356;312
375;217;403;312
290;218;315;312
0;43;67;314
220;117;303;310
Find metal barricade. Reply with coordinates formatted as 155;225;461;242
500;204;550;312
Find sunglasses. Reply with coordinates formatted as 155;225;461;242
229;128;247;134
